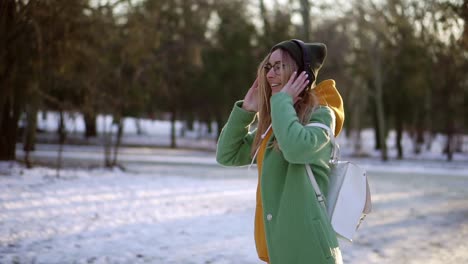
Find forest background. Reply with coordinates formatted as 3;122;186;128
1;0;467;167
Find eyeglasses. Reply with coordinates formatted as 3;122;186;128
264;62;285;75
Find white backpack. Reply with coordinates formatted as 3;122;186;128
305;122;372;242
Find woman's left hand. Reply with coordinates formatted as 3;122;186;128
280;71;309;103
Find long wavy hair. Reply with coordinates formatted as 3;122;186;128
251;49;319;157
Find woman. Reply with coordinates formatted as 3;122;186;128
216;39;345;264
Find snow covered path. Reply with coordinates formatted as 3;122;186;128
1;161;467;264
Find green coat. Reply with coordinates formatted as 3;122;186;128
216;92;342;264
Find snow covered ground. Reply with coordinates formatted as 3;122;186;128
4;112;467;263
1;151;468;264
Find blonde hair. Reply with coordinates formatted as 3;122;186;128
251;49;319;157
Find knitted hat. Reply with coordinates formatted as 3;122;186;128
271;39;327;84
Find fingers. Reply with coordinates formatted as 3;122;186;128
297;71;309;86
286;71;297;86
280;71;310;101
289;71;309;97
246;86;256;99
244;77;260;111
247;77;259;97
251;77;259;89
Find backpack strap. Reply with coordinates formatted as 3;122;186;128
304;109;341;212
305;164;327;210
305;122;340;163
305;118;339;211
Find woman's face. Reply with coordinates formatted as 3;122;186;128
265;49;284;94
265;49;297;95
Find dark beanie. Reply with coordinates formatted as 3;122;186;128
271;39;327;83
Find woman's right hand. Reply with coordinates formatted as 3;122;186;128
242;77;259;112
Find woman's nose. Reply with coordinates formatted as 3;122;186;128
266;68;275;78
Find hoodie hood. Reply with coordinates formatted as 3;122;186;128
314;79;345;137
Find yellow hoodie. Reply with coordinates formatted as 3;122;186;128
314;79;345;137
254;79;345;262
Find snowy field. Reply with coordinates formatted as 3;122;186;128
1;151;468;264
3;112;467;263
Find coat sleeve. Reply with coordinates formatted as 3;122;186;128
216;100;257;167
270;92;334;164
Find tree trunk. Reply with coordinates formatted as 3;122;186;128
23;101;38;168
299;0;311;40
413;126;424;155
23;97;38;150
104;137;112;167
455;134;463;153
56;110;66;178
395;118;403;159
187;112;194;131
102;115;112;167
373;108;381;150
351;91;363;156
460;0;468;50
180;121;186;138
112;117;123;167
376;91;388;161
197;121;203;140
445;133;454;161
444;120;454;162
351;87;364;156
135;118;142;135
259;0;271;44
84;112;97;138
170;109;177;148
0;0;16;128
0;97;20;161
353;129;363;156
423;82;432;153
371;44;388;161
215;114;224;141
207;120;213;134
